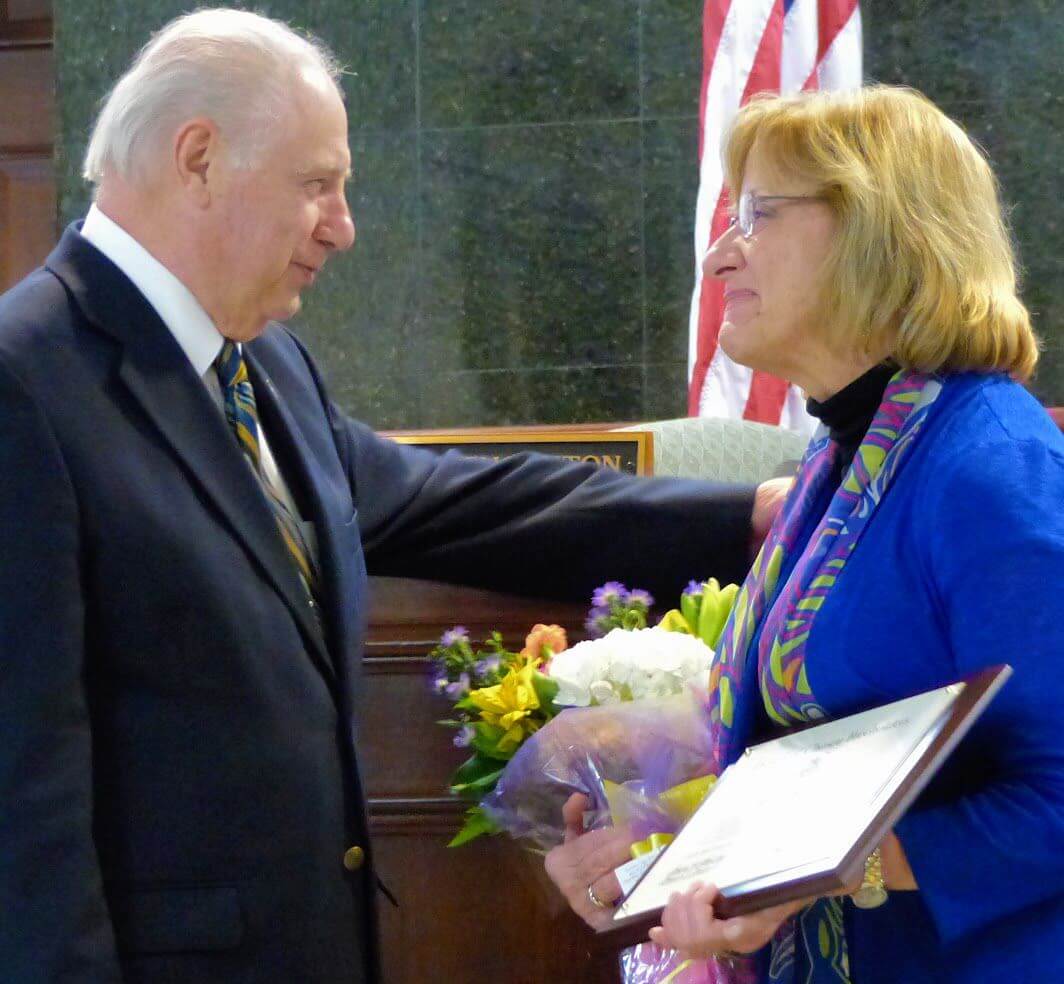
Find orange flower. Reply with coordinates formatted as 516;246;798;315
520;623;568;664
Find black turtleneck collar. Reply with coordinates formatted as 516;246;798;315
806;362;897;465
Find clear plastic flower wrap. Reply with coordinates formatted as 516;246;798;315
480;688;715;851
481;689;745;983
619;944;743;984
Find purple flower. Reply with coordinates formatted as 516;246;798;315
626;589;654;609
453;724;475;749
683;580;704;597
444;673;471;700
584;606;611;638
591;581;628;608
440;625;470;648
474;655;501;679
431;673;449;695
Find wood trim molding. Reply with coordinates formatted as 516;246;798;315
0;150;52;172
365;575;589;658
0;18;51;49
368;797;464;835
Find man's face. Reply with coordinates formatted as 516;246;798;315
207;72;355;340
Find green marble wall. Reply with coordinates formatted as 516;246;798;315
55;1;1064;428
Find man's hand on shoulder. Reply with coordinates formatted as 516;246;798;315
750;477;792;558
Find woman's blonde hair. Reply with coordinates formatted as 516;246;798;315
724;85;1037;379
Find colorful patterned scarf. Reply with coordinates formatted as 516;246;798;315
696;370;944;984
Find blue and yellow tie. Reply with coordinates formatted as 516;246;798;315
215;341;320;598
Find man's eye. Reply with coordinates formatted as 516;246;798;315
306;179;326;193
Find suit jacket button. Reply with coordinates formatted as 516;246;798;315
343;845;365;871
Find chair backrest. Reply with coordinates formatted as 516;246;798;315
618;417;809;484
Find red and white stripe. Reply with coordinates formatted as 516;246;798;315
687;0;862;433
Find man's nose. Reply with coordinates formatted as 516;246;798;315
320;195;356;253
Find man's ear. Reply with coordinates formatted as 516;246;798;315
173;118;219;207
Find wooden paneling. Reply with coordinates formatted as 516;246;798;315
0;154;56;287
375;832;621;984
0;47;53;148
0;0;51;47
365;575;592;653
0;1;55;293
364;576;622;982
7;0;51;21
361;655;468;798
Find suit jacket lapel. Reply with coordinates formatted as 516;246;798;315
46;226;336;689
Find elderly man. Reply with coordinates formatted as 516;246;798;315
0;9;782;984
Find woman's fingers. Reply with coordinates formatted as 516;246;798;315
652;884;723;958
588;870;623;908
544;818;634;929
561;792;589;844
650;885;809;959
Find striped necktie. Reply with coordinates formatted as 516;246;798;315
215;341;320;599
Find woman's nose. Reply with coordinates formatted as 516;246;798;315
703;225;744;280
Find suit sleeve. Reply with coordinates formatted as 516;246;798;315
0;357;122;982
894;436;1064;943
328;412;756;605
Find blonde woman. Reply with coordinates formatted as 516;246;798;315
548;86;1064;983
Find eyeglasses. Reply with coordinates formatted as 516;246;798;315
728;191;827;239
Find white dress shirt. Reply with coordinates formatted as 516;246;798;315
81;205;317;563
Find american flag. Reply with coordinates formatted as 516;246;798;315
687;0;863;432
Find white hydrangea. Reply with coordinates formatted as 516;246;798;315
548;627;715;707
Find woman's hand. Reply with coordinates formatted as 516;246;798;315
649;883;810;960
881;831;917;890
543;793;633;930
649;833;917;962
751;477;792;557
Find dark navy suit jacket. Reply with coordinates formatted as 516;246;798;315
0;226;755;983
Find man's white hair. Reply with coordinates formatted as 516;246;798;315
82;7;343;186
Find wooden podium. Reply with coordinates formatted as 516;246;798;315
364;576;623;983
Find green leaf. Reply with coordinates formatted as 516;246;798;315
449;751;505;797
531;670;559;710
470;722;513;761
450;766;504;798
448;806;500;847
450;753;500;788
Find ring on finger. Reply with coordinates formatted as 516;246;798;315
587;883;611;910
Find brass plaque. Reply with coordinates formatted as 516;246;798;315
386;428;653;476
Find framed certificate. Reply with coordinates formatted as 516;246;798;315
601;665;1012;945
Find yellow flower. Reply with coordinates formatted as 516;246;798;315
467;663;543;754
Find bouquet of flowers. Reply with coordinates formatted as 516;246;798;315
430;579;742;984
431;579;738;843
430;579;743;984
430;623;568;845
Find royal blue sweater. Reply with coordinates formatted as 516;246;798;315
774;372;1064;982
